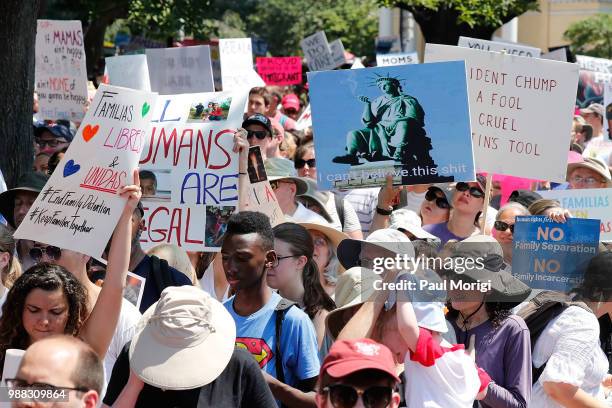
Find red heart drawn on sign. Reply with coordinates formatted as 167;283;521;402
82;124;99;142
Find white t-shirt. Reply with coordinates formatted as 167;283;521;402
322;192;362;233
285;202;330;224
403;328;487;408
103;299;141;384
530;306;608;408
198;262;230;302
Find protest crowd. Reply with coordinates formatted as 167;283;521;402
2;11;612;408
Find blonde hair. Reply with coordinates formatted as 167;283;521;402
147;244;197;284
0;225;22;289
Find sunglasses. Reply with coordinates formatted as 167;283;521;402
295;158;316;169
494;221;515;233
246;130;269;140
455;182;485;198
425;189;450;209
323;383;392;408
36;138;65;148
29;245;62;261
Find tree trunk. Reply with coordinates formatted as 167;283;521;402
409;6;499;45
0;0;40;188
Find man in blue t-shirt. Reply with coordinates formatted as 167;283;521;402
221;211;320;406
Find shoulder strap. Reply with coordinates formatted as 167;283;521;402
334;194;345;229
274;298;296;385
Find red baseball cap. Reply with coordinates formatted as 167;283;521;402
281;94;300;111
320;339;400;382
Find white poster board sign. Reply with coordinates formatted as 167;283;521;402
219;38;264;91
295;104;312;131
105;54;151;91
300;31;336;71
376;52;419;67
35;20;88;121
245;146;284;226
138;90;248;251
539;188;612;242
15;84;158;258
576;55;612;74
458;36;541;58
146;45;215;94
425;44;579;182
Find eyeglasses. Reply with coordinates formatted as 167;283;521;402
313;237;328;247
294;158;316;169
36;138;65;148
570;175;604;186
455;182;485;198
322;383;393;408
29;245;62;261
246;130;270;140
494;221;515;233
5;378;89;394
425;189;450;209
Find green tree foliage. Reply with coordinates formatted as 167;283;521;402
378;0;539;45
246;0;379;57
564;14;612;59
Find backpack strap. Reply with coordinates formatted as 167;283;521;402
274;298;296;385
334;194;345;230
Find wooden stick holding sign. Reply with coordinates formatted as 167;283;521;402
480;173;494;235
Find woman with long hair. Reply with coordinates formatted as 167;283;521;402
0;224;22;295
445;236;532;408
269;222;336;351
423;182;485;245
0;173;140;375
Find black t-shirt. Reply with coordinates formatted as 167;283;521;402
104;343;277;408
132;255;193;313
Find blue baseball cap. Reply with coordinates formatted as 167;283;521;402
34;122;73;142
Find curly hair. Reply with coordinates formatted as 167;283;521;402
0;263;89;370
272;223;335;319
446;301;513;330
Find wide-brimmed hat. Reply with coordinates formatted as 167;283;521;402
326;267;380;340
0;172;49;228
580;103;604;118
337;228;414;270
389;209;439;242
264;157;308;195
567;157;611;185
300;222;348;250
444;235;531;304
297;178;334;223
129;286;236;390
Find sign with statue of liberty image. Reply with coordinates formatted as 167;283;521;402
307;61;476;190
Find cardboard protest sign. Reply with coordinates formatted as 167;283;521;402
295;104;312;131
308;61;475;190
35;20;88;121
351;59;365;69
146;46;215;94
15;84;157;258
512;215;600;293
138;90;248;251
577;69;611;108
376;52;418;67
256;56;302;86
219;38;265;91
425;44;579;182
105;54;151;91
329;39;347;67
245;146;285;226
539;188;612;242
576;55;612;74
300;31;336;71
458;36;541;58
